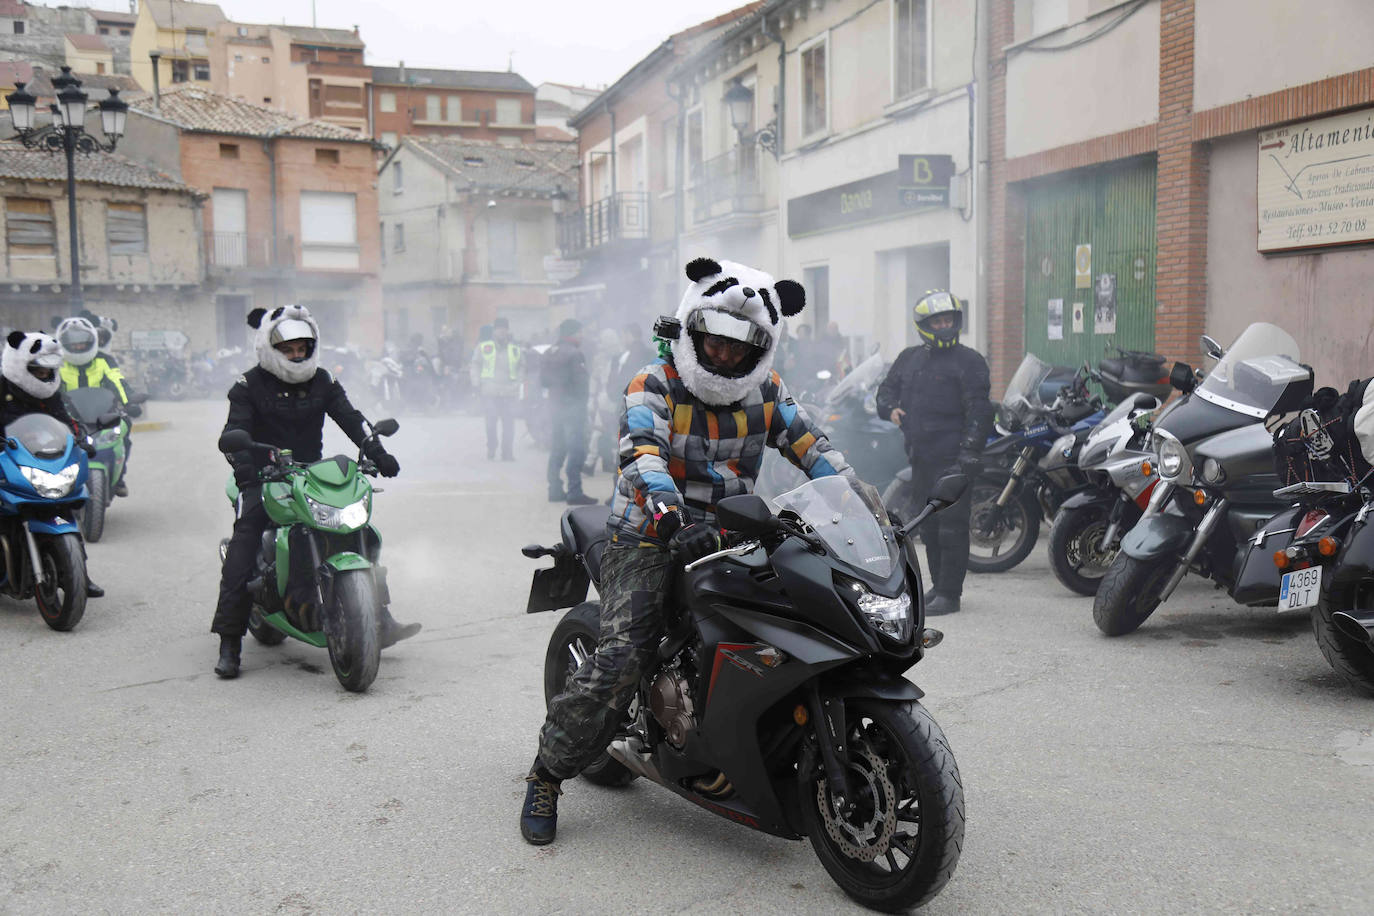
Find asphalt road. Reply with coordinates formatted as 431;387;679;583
3;400;1373;914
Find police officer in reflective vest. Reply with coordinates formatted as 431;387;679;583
471;316;522;461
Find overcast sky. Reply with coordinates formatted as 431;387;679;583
69;0;745;88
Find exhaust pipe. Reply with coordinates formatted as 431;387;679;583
608;736;667;784
1332;610;1374;646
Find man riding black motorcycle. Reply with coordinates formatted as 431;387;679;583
877;291;992;616
210;305;419;679
519;257;852;845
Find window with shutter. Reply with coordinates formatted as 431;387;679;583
495;99;521;125
426;95;441;122
488;217;517;278
299;191;359;269
6;198;56;258
446;95;462;123
106;203;148;255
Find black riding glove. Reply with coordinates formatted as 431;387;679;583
80;438;96;458
955;451;982;477
373;450;400;478
670;524;722;565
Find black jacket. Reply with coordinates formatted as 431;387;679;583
541;341;589;405
219;366;373;485
876;343;993;459
1;380;82;436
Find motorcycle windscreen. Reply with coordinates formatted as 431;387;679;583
3;414;74;459
65;387;118;425
1194;323;1310;419
999;353;1054;426
771;476;898;578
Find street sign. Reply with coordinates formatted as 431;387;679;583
131;329;189;351
543;255;582;283
898;154;955;208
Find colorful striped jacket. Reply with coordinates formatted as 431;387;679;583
609;358;851;545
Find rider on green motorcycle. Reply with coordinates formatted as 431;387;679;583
211;305;419;679
57;315;137;498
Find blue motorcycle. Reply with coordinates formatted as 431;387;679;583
1;412;92;630
966;356;1107;573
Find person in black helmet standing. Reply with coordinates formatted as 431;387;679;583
877;291;992;616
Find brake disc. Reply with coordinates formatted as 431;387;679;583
815;743;898;862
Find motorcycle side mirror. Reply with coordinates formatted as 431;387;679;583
1169;361;1197;393
96;411;122;430
217;428;256;453
128;392;149;405
901;474;969;535
715;494;780;536
373;418;400;437
1199;334;1225;360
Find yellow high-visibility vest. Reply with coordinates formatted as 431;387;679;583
60;357;128;402
480;341;521;380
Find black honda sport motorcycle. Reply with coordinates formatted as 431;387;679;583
523;475;968;912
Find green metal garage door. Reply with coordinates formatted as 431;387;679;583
1022;157;1157;370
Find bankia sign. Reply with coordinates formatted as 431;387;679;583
1257;107;1374;252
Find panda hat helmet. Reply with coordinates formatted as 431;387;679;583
55;316;100;366
663;257;805;406
3;331;64;400
247;304;320;384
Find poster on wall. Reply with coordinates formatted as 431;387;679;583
1074;244;1092;289
1257;106;1374;252
1094;274;1117;334
1072;302;1085;334
1047;299;1064;340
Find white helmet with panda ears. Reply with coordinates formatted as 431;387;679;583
3;330;64;400
667;256;806;406
248;304;320;384
55;316;100;366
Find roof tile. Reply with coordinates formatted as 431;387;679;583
401;136;576;196
0;141;197;194
133;85;372;143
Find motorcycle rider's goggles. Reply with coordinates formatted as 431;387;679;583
686;309;772;351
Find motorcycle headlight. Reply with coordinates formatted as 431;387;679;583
21;463;80;498
96;428;120;448
851;583;913;643
305;495;370;530
1155;434;1189;481
1201;457;1226;485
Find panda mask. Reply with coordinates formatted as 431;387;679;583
248;304;320;384
3;331;65;400
668;257;805;407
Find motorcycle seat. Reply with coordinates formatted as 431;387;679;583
562;505;610;583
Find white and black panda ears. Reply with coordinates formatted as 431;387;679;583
774;279;805;317
6;330;26;350
5;331;48;353
686;257;722;283
247;308;267;329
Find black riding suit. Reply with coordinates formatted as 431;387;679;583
876;343;992;598
1;380;83;434
211;366;381;637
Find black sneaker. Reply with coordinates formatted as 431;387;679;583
214;635;242;679
565;493;598;506
113;480;129;497
548;489;567;502
521;764;562;845
86;580;105;598
925;594;961;616
378;608;422;648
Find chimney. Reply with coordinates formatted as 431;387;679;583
149;50;162;111
399;60;405;82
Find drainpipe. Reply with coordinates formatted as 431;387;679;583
759;14;785;273
973;0;991;353
666;76;687;282
264;128;283;305
149;51;161;111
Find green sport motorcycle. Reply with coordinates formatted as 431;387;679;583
65;387;145;542
217;419;399;692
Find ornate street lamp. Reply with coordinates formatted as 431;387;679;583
724;78;777;159
6;67;131;314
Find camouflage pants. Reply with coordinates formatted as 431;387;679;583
538;543;674;780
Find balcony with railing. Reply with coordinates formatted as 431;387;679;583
204;231;296;274
556;192;651;258
690;145;772;226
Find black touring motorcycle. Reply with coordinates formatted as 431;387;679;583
523;474;968;912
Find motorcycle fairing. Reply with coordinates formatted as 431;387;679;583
1060;489;1118;512
26;517;78;536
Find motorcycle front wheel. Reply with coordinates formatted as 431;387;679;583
34;533;87;632
1093;553;1175;636
81;468;108;543
967;477;1040;573
800;699;964;913
326;570;381;692
1048;503;1115;596
542;602;636;787
1312;578;1374;696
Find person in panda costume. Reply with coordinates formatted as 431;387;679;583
520;257;852;845
2;330;104;598
210;305;419;679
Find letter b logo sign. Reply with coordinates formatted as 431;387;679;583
911;157;933;184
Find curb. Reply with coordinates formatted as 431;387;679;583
132;421;172;433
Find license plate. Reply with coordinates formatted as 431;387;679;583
1278;566;1323;612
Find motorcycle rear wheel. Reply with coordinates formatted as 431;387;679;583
1312;579;1374;696
542;602;636;787
1048;504;1115;596
1092;553;1174;636
81;468;108;543
326;570;381;692
967;478;1040;573
800;699;964;913
34;533;87;632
